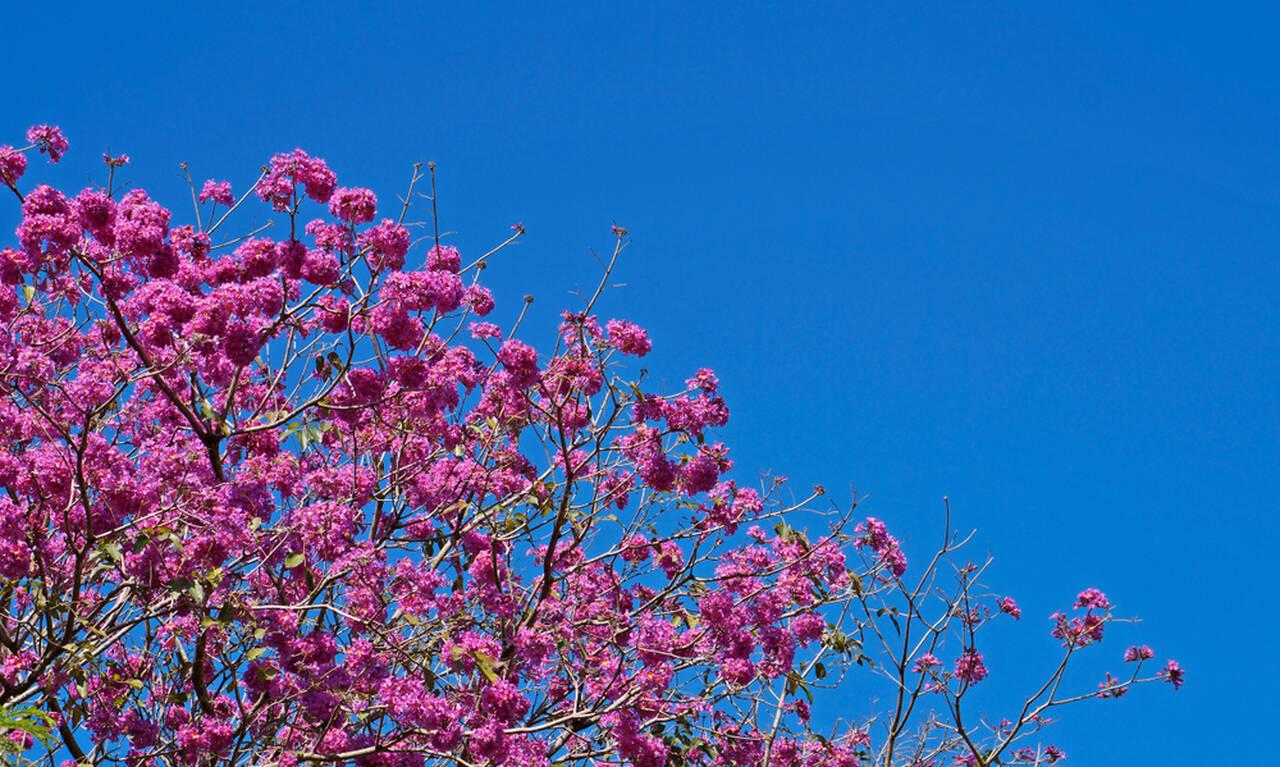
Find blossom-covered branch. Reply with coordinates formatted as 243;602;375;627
0;127;1180;767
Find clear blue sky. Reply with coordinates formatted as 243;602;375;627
5;1;1273;763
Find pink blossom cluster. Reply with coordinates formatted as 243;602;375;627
0;125;1181;767
853;516;908;576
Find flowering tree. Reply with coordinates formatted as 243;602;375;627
0;126;1180;767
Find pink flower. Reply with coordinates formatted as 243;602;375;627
954;648;988;685
200;179;234;206
74;187;116;243
1162;659;1184;691
469;321;502;340
427;244;461;272
258;148;337;210
1123;645;1154;663
1074;587;1111;610
854;517;908;577
329;186;377;224
679;446;726;495
381;269;465;314
1097;671;1128;699
999;596;1022;620
26;124;68;162
720;657;756;686
620;534;650;564
114;189;173;275
466;285;495;316
0;146;26;184
791;612;826;645
912;653;942;673
17;185;82;260
498;339;540;387
687;368;719;392
655;540;685;578
0;500;33;579
606;319;652;357
479;678;530;724
1050;611;1106;647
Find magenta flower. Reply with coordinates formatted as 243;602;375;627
1163;659;1185;691
200;179;234;206
954;648;989;684
913;653;942;673
26;124;68;162
999;596;1022;619
606;319;653;357
1075;587;1112;610
328;186;378;224
0;146;27;184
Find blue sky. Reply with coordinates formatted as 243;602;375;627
6;1;1275;763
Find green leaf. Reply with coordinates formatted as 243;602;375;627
473;651;500;683
0;705;56;746
284;552;306;569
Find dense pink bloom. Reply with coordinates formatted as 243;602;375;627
306;217;352;254
791;612;826;645
655;540;685;578
0;128;1178;767
1123;645;1155;663
200;179;234;206
114;189;173;275
26;124;68;162
498;339;540;386
328;186;377;223
679;445;727;494
360;219;410;270
0;500;32;579
854;516;908;577
382;268;465;314
74;187;117;243
466;285;495;316
954;648;988;684
620;534;650;563
0;146;26;184
469;321;503;340
17;184;81;259
258;148;337;209
688;367;719;391
427;243;461;272
1075;587;1111;610
606;319;652;356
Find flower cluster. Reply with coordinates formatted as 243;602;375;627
1050;588;1112;647
0;125;1180;767
853;516;908;576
